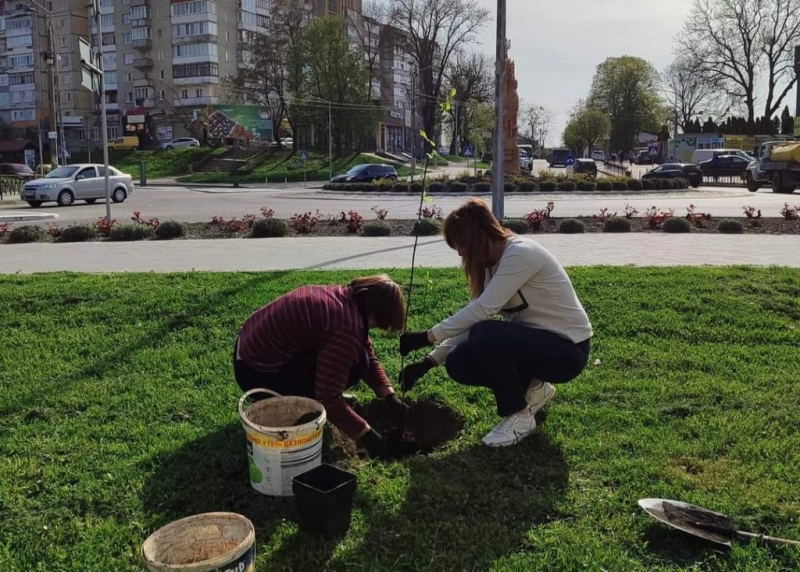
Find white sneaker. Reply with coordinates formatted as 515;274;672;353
525;381;556;412
481;410;537;447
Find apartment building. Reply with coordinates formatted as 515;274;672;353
0;0;92;160
314;0;361;17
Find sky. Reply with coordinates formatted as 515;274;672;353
474;0;695;146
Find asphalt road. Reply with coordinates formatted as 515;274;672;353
2;183;794;225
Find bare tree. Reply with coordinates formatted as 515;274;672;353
660;58;731;133
760;0;800;119
348;0;391;95
391;0;491;142
518;103;555;152
444;50;493;154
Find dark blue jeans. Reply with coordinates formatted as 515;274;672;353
445;321;590;417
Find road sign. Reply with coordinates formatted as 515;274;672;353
300;149;308;161
649;145;659;156
564;155;576;167
48;131;57;140
462;146;473;157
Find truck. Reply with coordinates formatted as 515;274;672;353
746;141;800;193
550;148;571;167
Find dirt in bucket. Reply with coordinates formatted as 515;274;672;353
163;539;240;565
326;399;464;461
293;411;322;426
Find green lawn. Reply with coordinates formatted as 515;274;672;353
176;152;411;184
1;268;799;571
111;147;222;182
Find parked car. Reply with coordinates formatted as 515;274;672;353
159;137;200;151
641;163;703;187
573;158;597;178
330;164;398;183
22;164;134;208
698;155;750;180
519;152;533;172
691;148;753;165
108;136;141;151
591;150;606;161
0;163;35;181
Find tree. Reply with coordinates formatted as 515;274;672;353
443;50;493;154
289;17;380;154
781;105;795;135
348;0;391;96
660;58;731;134
588;56;662;152
562;104;611;156
391;0;491;142
679;0;800;128
227;0;310;148
518;103;555;152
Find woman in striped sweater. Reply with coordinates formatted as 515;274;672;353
234;275;408;458
399;199;593;448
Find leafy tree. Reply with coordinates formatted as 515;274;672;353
588;56;662;152
563;104;610;156
443;51;493;154
289;17;380;154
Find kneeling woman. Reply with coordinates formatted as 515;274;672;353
400;199;592;447
235;275;407;457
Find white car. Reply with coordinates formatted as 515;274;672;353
159;137;200;151
22;164;134;208
591;150;606;161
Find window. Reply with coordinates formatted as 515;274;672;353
108;126;119;140
12;109;36;121
11;90;34;103
160;90;165;100
131;26;151;40
9;73;34;85
60;36;67;47
172;62;219;78
91;128;100;141
123;33;132;45
105;71;117;85
60;54;71;67
101;13;113;26
7;35;32;49
171;1;216;16
134;87;152;100
225;51;229;61
124;53;134;65
226;31;230;41
9;54;34;68
125;92;134;103
172;22;217;37
0;93;8;107
195;88;203;98
125;72;132;83
157;50;164;61
65;91;71;103
130;6;149;20
102;32;115;46
180;89;188;99
61;73;71;86
7;16;31;30
159;70;164;79
122;14;131;25
103;53;116;67
0;75;8;87
173;43;217;58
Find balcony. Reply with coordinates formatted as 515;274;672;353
134;78;154;88
133;57;153;69
174;76;219;86
172;34;218;45
174;96;216;107
132;38;152;51
130;0;152;6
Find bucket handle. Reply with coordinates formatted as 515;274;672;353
238;388;282;421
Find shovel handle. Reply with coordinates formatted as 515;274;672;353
735;530;800;547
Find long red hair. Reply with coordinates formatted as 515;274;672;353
442;199;512;298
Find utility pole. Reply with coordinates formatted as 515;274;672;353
91;0;112;225
49;17;67;165
491;0;507;220
328;99;332;181
410;66;417;181
43;12;59;166
794;46;800;136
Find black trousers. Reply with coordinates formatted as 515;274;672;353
445;321;590;417
233;340;369;400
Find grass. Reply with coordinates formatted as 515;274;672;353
1;267;800;571
110;147;222;182
176;152;411;184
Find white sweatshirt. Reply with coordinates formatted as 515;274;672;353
428;235;593;365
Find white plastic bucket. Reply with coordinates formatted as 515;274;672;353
238;389;327;497
141;512;255;572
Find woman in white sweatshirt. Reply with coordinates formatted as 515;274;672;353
399;198;592;447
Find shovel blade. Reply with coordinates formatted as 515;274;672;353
639;498;733;547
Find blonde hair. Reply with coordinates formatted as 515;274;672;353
442;199;512;298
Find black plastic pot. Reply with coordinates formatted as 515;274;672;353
292;464;357;538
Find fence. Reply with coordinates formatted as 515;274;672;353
0;176;24;200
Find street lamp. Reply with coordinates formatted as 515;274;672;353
491;0;507;220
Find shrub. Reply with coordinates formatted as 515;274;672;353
410;183;424;195
362;221;391;236
429;182;446;194
94;217;118;237
7;225;45;244
58;225;97;243
362;183;377;193
260;206;275;219
717;219;744;234
342;210;364;234
420;205;444;220
576;180;593;191
393;183;410;193
559;219;585;234
371;206;388;220
641;179;655;190
663;217;691;233
502;219;529;234
612;180;628;191
780;203;799;220
596;181;613;191
251;218;288;238
539;180;557;192
651;179;663;190
155;220;185;239
131;211;160;229
0;222;10;239
592;208;616;221
557;181;577;192
412;218;441;236
290;212;321;234
377;181;394;193
523;202;556;231
519;181;537;193
627;179;644;191
685;204;712;227
623;203;639;219
603;217;631;233
504;182;518;193
474;182;492;193
109;223;154;241
449;181;468;193
645;207;675;229
675;178;690;189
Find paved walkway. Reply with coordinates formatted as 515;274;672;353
1;234;798;274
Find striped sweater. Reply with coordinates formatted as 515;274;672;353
238;285;394;437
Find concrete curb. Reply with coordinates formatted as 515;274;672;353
0;212;59;223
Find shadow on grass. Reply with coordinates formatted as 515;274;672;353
642;522;727;566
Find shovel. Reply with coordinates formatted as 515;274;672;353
639;498;800;548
